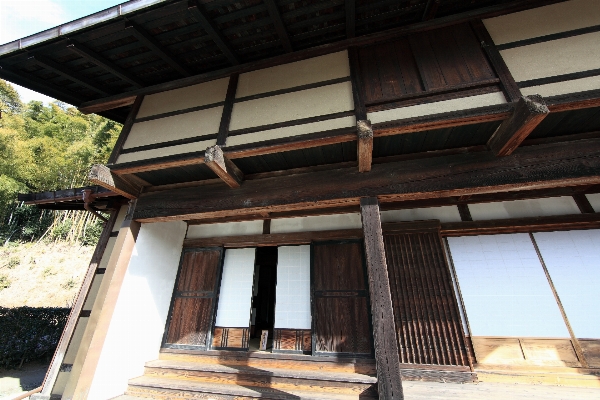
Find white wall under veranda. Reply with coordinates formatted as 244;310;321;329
86;221;187;400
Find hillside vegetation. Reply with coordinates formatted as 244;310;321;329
0;79;122;307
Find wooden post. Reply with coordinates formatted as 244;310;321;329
360;197;404;400
71;200;141;400
357;120;373;172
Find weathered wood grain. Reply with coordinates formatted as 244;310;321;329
204;145;244;188
89;164;141;199
357;120;373;173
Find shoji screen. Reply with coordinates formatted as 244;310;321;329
213;248;256;349
533;230;600;339
447;234;568;337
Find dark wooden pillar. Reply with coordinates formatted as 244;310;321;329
360;197;404;400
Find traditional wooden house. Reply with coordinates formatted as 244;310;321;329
5;0;600;398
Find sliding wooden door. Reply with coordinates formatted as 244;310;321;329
163;247;223;350
312;240;373;357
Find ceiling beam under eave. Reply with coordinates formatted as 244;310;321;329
205;145;244;188
66;42;143;89
264;0;293;52
125;20;192;78
89;164;141;199
29;54;111;97
422;0;441;21
346;0;356;38
188;1;240;66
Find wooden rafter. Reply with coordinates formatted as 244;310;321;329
487;95;549;156
125;20;191;77
29;54;111;96
264;0;293;52
89;164;141;199
346;0;356;38
357;120;373;172
188;1;240;66
204;145;244;188
66;42;143;88
422;0;441;21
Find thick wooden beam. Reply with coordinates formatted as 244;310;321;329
487;95;549;156
188;1;239;65
360;197;404;400
125;21;191;77
422;0;441;21
89;164;141;199
265;0;293;52
67;42;143;88
204;145;244;188
134;138;600;222
357;120;373;172
546;88;600;113
107;95;144;164
573;193;595;214
216;74;238;146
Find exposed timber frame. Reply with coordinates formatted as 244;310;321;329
107;95;144;164
89;164;141;199
216;74;239;146
204;145;244;188
265;0;293;52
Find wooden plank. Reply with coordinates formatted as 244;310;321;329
188;1;239;66
72;201;141;399
546;89;600;113
265;0;293;52
37;210;118;398
204;145;244;188
89;164;141;199
488;95;549;156
573;194;595;214
360;197;404;399
348;47;367;120
357;120;373;172
107;95;144;164
134;138;600;222
470;19;521;102
441;213;600;237
216;74;238;146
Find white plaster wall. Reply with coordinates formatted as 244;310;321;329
124;106;223;149
533;230;600;339
226;116;355;147
230;82;354;131
215;248;256;327
447;234;569;337
380;206;462;223
500;32;600;82
367;92;507;124
275;245;311;329
585;193;600;212
83;274;104;310
116;138;217;163
236;51;350;98
521;75;600;97
483;0;600;45
186;220;264;238
469;197;580;221
87;221;187;400
137;78;229;118
270;213;362;234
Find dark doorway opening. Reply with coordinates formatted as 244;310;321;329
250;247;278;351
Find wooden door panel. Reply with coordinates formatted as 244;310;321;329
164;248;222;350
312;241;372;357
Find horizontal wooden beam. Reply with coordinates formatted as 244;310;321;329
89;164;141;199
265;0;293;52
487;95;549;156
546;88;600;113
357;120;373;172
204;145;244;188
133;138;600;222
441;213;600;236
188;1;239;66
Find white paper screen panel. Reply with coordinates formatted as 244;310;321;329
186;220;264;239
215;248;256;327
468;196;579;221
380;206;461;223
447;234;569;337
275;245;311;329
533;230;600;339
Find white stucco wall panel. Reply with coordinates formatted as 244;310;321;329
236;51;350;98
380;206;462;223
521;75;600;97
116;138;217;163
225;116;355;147
500;32;600;82
483;0;600;45
585;193;600;212
87;221;187;400
229;82;354;131
469;197;580;221
367;92;507;124
124;106;222;149
186;220;264;238
270;213;362;234
136;77;229;118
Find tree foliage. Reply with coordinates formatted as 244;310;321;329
0;80;122;243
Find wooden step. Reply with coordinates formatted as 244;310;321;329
143;359;376;395
476;367;600;388
126;376;379;400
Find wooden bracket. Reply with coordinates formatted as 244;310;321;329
488;95;549;156
205;145;244;188
357;120;373;172
88;164;141;199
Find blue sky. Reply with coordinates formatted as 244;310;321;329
0;0;126;104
